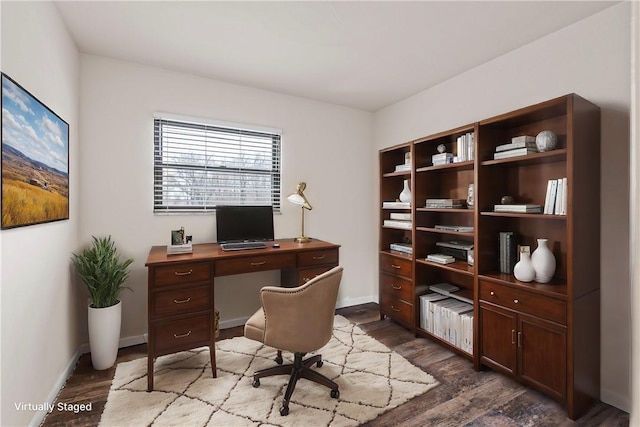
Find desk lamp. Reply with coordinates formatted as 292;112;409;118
287;182;312;243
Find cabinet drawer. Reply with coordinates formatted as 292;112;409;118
151;285;211;318
379;273;413;303
215;253;296;276
298;249;338;267
298;266;333;285
380;254;412;278
380;292;413;327
152;313;211;353
153;261;212;288
480;280;566;325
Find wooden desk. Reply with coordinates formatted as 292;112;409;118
145;238;340;391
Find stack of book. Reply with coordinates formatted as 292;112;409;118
434;224;474;233
382;201;410;209
543;177;567;215
493;135;538;160
390;242;412;256
426;253;455;264
499;231;519;274
432;152;454;166
493;204;542;213
455;132;475;162
167;242;193;255
383;212;412;229
394;151;412;172
425;198;466;209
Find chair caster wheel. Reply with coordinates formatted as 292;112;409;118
252;379;260;388
331;389;340;399
275;355;283;365
280;405;289;416
316;360;323;368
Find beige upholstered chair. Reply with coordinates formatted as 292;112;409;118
244;266;343;416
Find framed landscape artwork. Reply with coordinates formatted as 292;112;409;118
1;73;69;229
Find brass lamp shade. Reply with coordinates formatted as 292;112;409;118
287;182;312;243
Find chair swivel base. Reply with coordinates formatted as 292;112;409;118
252;352;339;416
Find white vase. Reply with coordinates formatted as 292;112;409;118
513;252;535;282
399;179;411;203
531;239;556;283
88;300;122;370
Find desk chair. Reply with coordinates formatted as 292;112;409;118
244;266;343;416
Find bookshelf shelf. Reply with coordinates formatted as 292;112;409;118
379;94;600;420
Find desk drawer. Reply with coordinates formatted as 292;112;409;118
215;253;296;276
380;254;412;278
480;280;566;325
151;285;211;318
152;313;211;353
153;261;212;288
298;249;338;267
379;273;413;303
380;292;413;328
298;266;333;285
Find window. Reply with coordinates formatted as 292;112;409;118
153;114;281;213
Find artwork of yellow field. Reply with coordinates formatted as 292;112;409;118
2;179;68;228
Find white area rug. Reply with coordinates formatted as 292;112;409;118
100;315;438;426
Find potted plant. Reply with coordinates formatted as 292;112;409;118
72;236;134;370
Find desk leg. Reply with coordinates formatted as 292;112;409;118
147;356;154;391
210;344;217;377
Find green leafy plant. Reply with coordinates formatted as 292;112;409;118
71;236;134;308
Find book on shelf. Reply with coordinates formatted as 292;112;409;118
560;177;567;215
419;293;450;332
389;242;412;254
493;204;542;213
455;132;475;162
511;135;536;144
383;219;412;229
434;224;474;232
429;282;460;295
543;179;558;214
493;147;538;160
394;164;411;172
390;212;412;221
426;253;456;264
432;152;454;166
495;140;537;152
432;298;474;348
382;201;410;209
499;232;518;274
554;177;567;215
425;198;466;208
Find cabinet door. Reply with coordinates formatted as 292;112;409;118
480;303;517;375
517;313;567;401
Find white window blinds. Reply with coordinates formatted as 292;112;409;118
153;115;281;212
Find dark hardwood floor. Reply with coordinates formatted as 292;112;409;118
42;303;628;426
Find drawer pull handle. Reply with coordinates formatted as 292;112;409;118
313;255;327;260
174;269;193;276
518;331;523;347
511;329;516;344
391;284;402;290
513;299;519;304
490;291;495;296
391;264;401;269
174;330;192;338
173;297;191;304
251;261;267;266
391;305;401;312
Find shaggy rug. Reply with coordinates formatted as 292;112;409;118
99;315;438;426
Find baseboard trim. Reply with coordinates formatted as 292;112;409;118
600;388;631;414
29;348;82;427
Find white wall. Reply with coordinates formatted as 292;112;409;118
0;2;80;426
78;55;375;341
373;3;631;411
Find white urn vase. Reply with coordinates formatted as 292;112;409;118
88;300;122;370
399;179;411;203
531;239;556;283
513;252;535;282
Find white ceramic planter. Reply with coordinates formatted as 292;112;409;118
88;300;122;370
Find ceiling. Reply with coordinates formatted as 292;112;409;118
54;1;616;112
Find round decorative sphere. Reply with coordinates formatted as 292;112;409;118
437;144;446;154
501;195;514;205
535;130;557;152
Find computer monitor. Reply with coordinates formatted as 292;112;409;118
215;205;274;243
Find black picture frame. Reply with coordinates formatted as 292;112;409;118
1;72;69;229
